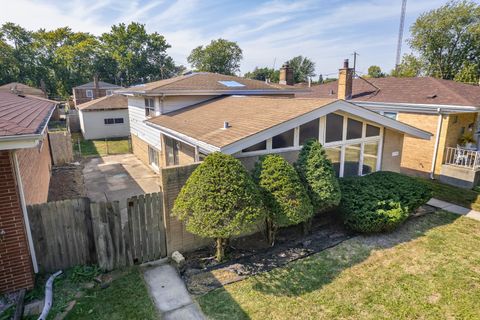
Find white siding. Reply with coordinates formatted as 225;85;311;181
162;95;217;113
79;109;130;140
128;96;162;150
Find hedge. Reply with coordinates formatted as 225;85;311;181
340;171;432;233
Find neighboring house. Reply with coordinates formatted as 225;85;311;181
117;72;430;177
72;77;123;107
78;94;130;140
0;92;56;293
0;82;46;98
300;60;480;188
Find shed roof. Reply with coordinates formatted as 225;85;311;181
77;94;127;111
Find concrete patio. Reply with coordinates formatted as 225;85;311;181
83;154;161;211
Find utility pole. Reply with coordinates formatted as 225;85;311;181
395;0;408;71
352;51;359;76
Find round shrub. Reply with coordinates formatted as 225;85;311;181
339;171;432;233
253;155;314;245
295;139;341;212
172;152;264;261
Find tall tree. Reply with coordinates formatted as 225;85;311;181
287;56;316;83
100;22;177;86
244;67;279;82
391;54;424;77
367;65;385;78
187;39;243;75
409;0;480;80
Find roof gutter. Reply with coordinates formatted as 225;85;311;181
356;101;479;114
115;89;304;96
145;121;220;154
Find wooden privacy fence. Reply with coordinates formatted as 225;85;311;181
27;193;166;272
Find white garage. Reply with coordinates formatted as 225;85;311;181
78;95;130;140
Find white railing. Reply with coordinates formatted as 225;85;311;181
444;147;480;170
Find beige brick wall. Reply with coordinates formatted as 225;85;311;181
381;129;404;172
0;151;35;293
131;133;163;170
17;134;52;205
397;113;439;177
160;163;212;254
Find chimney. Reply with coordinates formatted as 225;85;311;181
279;63;294;86
338;59;353;100
93;75;99;90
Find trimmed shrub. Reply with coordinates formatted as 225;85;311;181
295;139;341;213
172;152;264;261
253;155;314;245
340;171;432;233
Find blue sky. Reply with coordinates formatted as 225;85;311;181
0;0;453;77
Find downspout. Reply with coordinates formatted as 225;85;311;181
12;151;39;273
158;94;165;115
430;108;443;179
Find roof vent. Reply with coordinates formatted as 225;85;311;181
427;93;437;99
329;89;334;95
223;121;230;129
218;80;245;88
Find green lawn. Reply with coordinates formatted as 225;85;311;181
71;133;130;157
417;178;480;211
21;267;157;320
197;211;480;320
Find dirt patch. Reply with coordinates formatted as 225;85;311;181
48;163;86;201
182;212;355;295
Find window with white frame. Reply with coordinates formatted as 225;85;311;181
104;118;124;125
106;90;114;96
145;98;155;117
86;89;93;98
237;113;383;178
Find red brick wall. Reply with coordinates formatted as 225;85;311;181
16;134;52;205
0;151;35;293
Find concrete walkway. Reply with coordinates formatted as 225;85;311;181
143;264;205;320
427;198;480;221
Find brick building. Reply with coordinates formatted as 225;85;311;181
300;60;480;188
0;92;56;293
72;77;123;107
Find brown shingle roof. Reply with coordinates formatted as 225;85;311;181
0;82;45;98
73;81;123;90
118;72;300;94
0;92;55;137
299;77;480;106
77;94;127;111
147;96;336;148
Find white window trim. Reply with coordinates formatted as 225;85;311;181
238;112;384;177
86;89;93;98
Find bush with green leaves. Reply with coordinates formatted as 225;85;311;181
296;139;341;213
340;171;432;233
172;152;264;261
253;155;314;245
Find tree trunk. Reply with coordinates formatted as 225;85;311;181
302;218;313;235
215;238;226;262
265;218;276;246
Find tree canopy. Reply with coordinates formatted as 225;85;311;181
398;0;480;83
244;67;279;82
367;65;385;78
172;152;264;261
0;22;181;98
287;55;316;83
187;39;243;75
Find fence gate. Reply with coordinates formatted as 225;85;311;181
127;192;167;264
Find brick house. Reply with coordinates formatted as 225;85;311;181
0;92;56;293
300;60;480;188
72;77;123;107
117;71;430;177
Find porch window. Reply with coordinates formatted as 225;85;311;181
299;119;319;145
272;129;294;149
366;124;380;137
362;142;379;174
325;146;341;177
325;113;344;143
347;118;362;140
344;144;361;177
148;146;159;169
165;136;179;166
242;140;267;153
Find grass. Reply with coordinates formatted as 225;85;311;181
71;133;130;157
197;211;480;319
417;177;480;211
22;266;157;320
